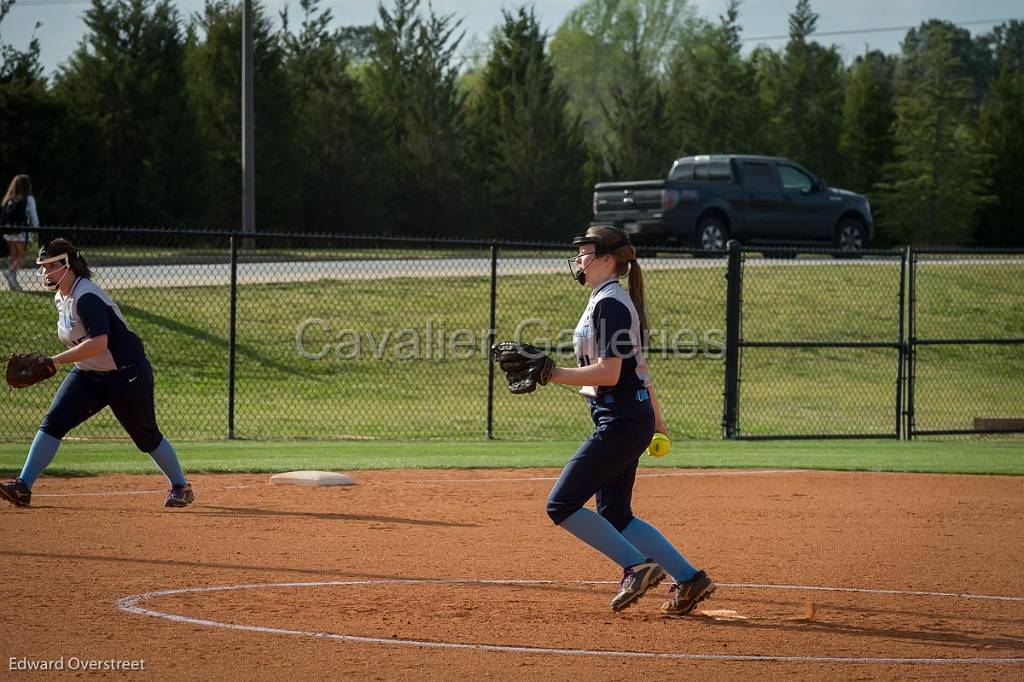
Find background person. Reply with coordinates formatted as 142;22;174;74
1;174;41;291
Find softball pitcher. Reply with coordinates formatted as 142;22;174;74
0;239;194;509
493;225;714;614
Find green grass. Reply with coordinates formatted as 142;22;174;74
0;439;1021;477
1;257;1021;441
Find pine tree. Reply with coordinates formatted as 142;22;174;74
283;0;383;233
875;29;994;245
363;0;469;236
468;7;589;239
769;0;845;179
0;1;66;222
601;38;672;179
837;50;895;195
53;0;203;226
976;21;1024;246
184;0;296;230
665;0;760;157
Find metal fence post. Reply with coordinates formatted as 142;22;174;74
905;247;917;440
485;243;498;440
896;246;908;439
722;240;743;439
227;234;239;440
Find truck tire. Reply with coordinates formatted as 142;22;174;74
694;216;728;257
834;218;866;259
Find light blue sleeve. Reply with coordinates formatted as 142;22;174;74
26;195;40;227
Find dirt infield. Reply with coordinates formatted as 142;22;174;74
2;468;1022;680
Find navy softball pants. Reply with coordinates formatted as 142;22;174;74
39;358;165;453
546;389;656;531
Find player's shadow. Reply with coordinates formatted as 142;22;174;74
692;612;1024;651
6;551;599;591
42;503;477;527
723;594;1021;628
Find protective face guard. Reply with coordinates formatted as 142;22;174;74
36;252;71;291
567;232;630;285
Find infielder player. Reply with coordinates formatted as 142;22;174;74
492;225;714;614
0;239;195;508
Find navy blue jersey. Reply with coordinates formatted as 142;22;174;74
55;277;146;371
572;279;649;397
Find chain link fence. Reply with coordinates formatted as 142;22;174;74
0;228;726;442
1;229;1020;442
728;246;907;439
908;249;1024;437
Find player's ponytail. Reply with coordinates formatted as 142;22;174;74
626;259;648;346
583;224;649;345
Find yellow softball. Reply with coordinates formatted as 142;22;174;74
648;432;671;458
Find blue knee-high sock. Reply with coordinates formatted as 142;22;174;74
558;508;646;569
622;517;698;583
19;431;62;488
148;438;187;487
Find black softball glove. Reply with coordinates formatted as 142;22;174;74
490;341;555;395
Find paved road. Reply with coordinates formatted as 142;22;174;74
2;256;1018;291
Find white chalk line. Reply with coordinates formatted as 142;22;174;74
115;578;1024;665
410;469;807;484
721;582;1024;603
31;470;801;498
35;484;254;499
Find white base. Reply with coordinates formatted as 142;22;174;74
269;471;355;487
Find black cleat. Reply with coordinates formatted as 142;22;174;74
164;483;195;508
662;570;716;615
0;478;31;507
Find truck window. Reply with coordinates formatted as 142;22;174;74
669;160;693;180
778;164;814;192
709;158;732;182
740;162;779;191
694;160;709;181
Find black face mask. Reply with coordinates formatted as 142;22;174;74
567;254;597;285
569;234;629;286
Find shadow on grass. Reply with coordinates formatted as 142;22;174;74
117;301;305;378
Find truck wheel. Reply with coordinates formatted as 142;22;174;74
834;219;866;259
694;217;728;256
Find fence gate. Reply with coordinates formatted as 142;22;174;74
722;243;907;440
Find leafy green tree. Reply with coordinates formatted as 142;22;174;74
468;7;589;239
337;25;374;61
837;50;895;195
363;0;469;236
600;29;672;179
185;0;296;230
976;20;1024;246
549;0;695;142
749;43;783;153
53;0;203;226
665;0;760;157
0;0;67;222
875;29;993;245
282;0;384;233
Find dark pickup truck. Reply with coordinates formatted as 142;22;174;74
592;154;873;252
